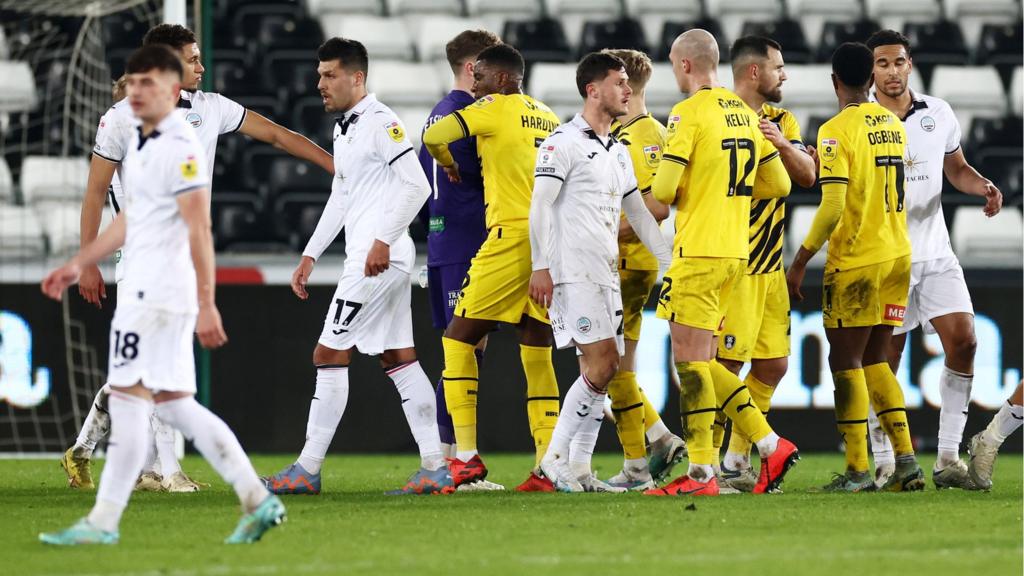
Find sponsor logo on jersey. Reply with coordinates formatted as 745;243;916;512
576;317;592;334
642;144;661;167
617;152;626;170
820;138;838;162
539;145;556;165
385;121;405;142
884;304;906;322
180;155;199;180
473;95;495;108
920;115;936;132
185;112;202;128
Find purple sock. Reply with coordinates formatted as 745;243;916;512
436;377;455;445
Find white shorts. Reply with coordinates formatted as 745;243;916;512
550;282;624;355
106;304;197;393
894;256;974;336
318;264;414;356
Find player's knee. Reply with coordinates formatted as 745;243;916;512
948;330;977;363
312;344;350;367
718;357;744;376
752;358;788;386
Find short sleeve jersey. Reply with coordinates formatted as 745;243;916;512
451;93;560;232
119;113;209;314
534;115;639;287
661;87;780;259
816;102;911;270
611;113;667;271
747;103;804;275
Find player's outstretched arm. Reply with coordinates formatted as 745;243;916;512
943;148;1002;217
42;213;126;301
622;190;671;270
177;186;227;349
78;154;118;307
786;181;846;300
239;111;334;175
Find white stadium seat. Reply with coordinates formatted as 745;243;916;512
643;65;734;118
408;16;490;62
774;64;835;119
321;15;414;61
19;156;89;204
951;206;1023;268
0;203;46;260
546;0;622;49
465;0;543;18
387;0;462;15
1012;66;1023;117
307;0;383;17
705;0;783;47
0;158;12;204
944;0;1022;48
786;0;863;51
368;61;444;107
865;0;942;35
625;0;702;49
527;63;583;120
0;61;37;113
929;66;1007;131
785;205;827;267
393;106;433;148
35;201;82;257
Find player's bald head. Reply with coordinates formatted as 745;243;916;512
670;29;719;72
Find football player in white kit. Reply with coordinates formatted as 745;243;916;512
40;45;285;545
62;24;334;493
866;30;1003;489
529;52;671;492
262;38;451;495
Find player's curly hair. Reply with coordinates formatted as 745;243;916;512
476;43;524;77
866;29;912;56
446;30;501;74
831;42;874;88
576;52;626;98
601;49;652;92
142;24;196;50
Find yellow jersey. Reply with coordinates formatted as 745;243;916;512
747;103;802;275
444;93;559;231
655;87;780;259
611;113;667;271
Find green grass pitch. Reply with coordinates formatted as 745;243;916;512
4;453;1021;575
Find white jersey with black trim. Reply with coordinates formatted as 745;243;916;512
533;114;639;288
119;112;209;315
871;90;961;263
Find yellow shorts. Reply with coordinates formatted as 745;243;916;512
718;268;791;362
619;268;658;341
656;257;745;332
455;227;548;325
823;255;911;329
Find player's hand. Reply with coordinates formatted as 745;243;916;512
291;256;315;300
786;262;806;302
806;145;819;172
196;303;228;349
981;180;1002;217
77;264;107;308
443;162;461;184
365;239;391;277
759;118;786;149
41;262;82;301
528;269;554;307
618;219;637;242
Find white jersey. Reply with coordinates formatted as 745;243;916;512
871;90;961;263
302;93;419;272
533;114;639;288
119;112;210;315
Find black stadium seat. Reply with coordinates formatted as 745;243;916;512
503;19;573;63
232;95;283;123
263;50;317;101
211;192;269;251
257;15;324;53
740;19;813;63
903;21;969;66
977;152;1024;204
267;156;333;197
213;59;264;96
274;193;334;252
230;4;305;57
579;18;648;59
977;23;1022;87
969;115;1024;162
291;96;335;146
242;145;287;194
660;19;728;61
102;12;149;52
816;20;880;62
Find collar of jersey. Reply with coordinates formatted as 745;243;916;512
868;88;928;120
340;93;377;123
571;113;617;151
177;89;196;109
136;113;177;149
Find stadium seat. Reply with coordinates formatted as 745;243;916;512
864;0;942;34
0;25;8;60
19;156;88;204
409;16;489;62
274;193;335;252
387;0;462;15
0;158;12;204
659;19;730;62
306;0;383;18
213;58;265;97
943;0;1022;50
393;106;433;148
101;11;150;52
976;23;1023;70
503;19;573;63
34;201;80;256
242;145;288;195
951;206;1023;267
968;115;1023;159
268;156;333;198
801;114;831;145
705;0;784;48
622;0;701;52
977;151;1024;205
320;15;414;61
291;95;335;146
211;192;275;251
257;15;325;53
785;205;827;267
527;62;585;119
578;19;649;59
465;0;543;18
547;0;622;50
106;47;134;81
816;20;880;62
930;66;1008;130
0;203;45;260
774;64;835;119
213;147;248;192
1011;66;1023;117
368;61;444;107
903;21;969;67
0;61;36;113
264;50;320;102
232;95;285;124
644;63;732;115
786;0;863;51
740;20;813;64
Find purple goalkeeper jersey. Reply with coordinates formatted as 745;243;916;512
418;90;487;267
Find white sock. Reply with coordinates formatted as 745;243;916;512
936;366;972;466
984;401;1024;445
723;451;751;471
754;431;779;458
388;361;445;471
88;391;153;532
623;457;650;479
646;419;670;443
73;384;112;457
545;374;603;462
868;405;895;468
152;415;181;477
568;394;606;476
141;432;159;475
155;397;267;513
687;463;715;482
455;449;478;462
296;366;350;475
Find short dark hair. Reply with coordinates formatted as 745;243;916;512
866;29;912;56
831;42;875;88
446;30;501;74
126;44;184;79
142;24;196;50
730;35;782;64
476;43;524;77
575;52;626;98
318;37;369;76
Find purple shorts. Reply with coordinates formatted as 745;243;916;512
428;262;471;330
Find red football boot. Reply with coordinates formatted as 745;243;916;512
643;474;719;496
447;455;488;487
515;470;555;492
753;437;800;494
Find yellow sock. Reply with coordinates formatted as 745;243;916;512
864;362;914;456
442;337;479;454
640;388;662;432
675;361;716;465
521;344;559;467
608;371;646;460
726;372;775;457
833;368;870;472
712;411;727;466
710;360;772;444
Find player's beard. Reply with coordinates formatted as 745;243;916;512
880;78;907;99
761;81;783;104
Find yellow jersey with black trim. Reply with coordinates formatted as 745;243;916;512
661;87;780;259
451;93;559;231
612;113;667;271
817;101;910;270
747;103;803;275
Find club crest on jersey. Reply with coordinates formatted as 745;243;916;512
385;121;405;142
576;317;592;334
642;145;661;167
884;304;906;322
820;138;838;162
920;116;936;132
180;156;199;180
723;335;736;350
185;112;202;128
